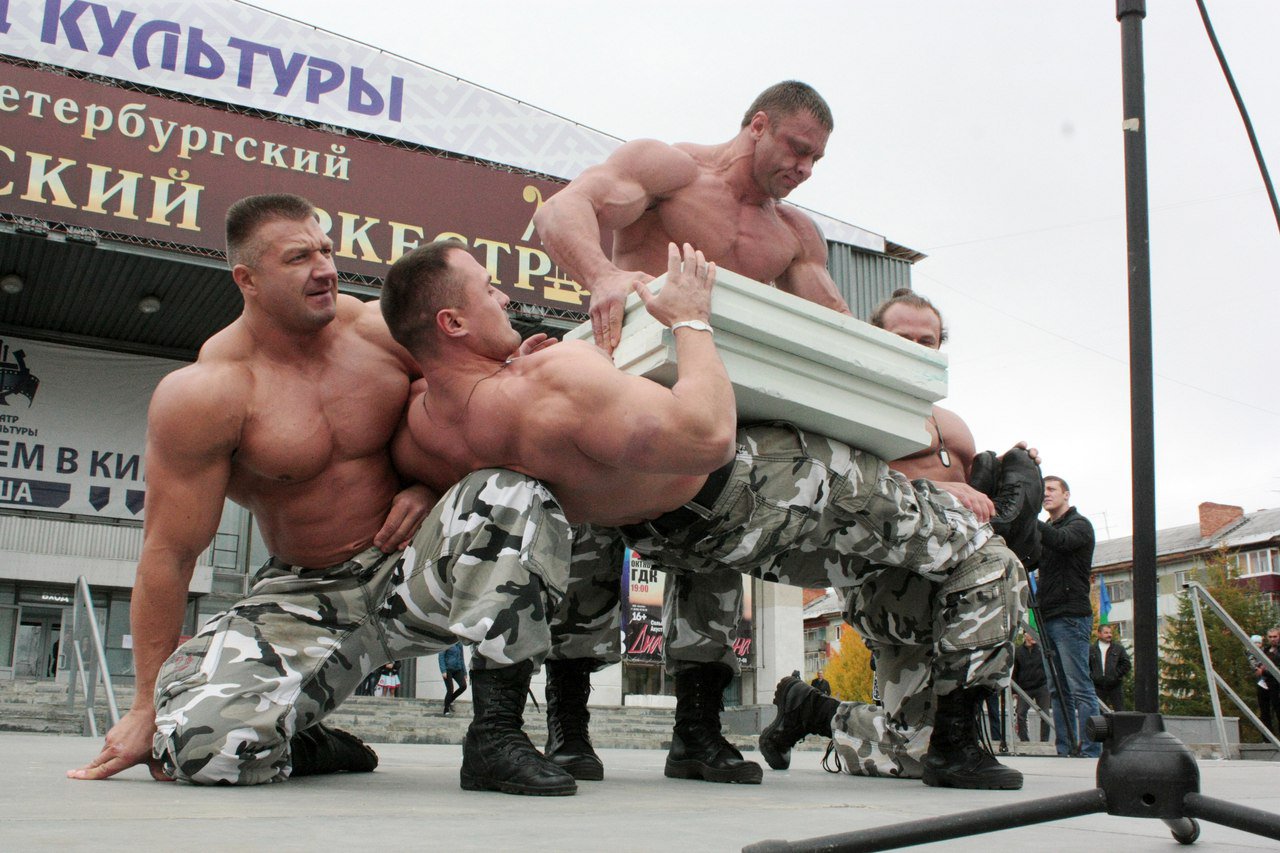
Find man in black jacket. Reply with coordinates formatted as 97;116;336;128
1089;624;1131;711
1013;631;1051;741
1037;475;1100;757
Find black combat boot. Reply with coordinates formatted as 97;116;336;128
664;663;763;784
758;675;840;770
989;447;1043;565
544;658;605;781
968;447;1043;566
461;661;577;796
289;723;379;777
968;450;1000;499
922;687;1023;790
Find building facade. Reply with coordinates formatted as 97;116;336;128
0;0;919;706
1091;501;1280;643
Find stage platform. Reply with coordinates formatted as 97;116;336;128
9;733;1278;851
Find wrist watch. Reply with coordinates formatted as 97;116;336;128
669;319;713;336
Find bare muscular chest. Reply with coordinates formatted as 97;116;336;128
616;177;801;282
229;352;409;491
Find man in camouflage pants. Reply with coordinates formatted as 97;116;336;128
560;423;1028;789
381;240;1027;791
153;469;573;792
70;194;576;797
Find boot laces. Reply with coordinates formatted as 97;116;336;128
821;739;844;774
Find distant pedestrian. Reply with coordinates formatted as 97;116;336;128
810;671;831;696
440;643;468;716
376;662;401;698
1089;624;1131;711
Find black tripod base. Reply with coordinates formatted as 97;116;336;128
743;713;1280;852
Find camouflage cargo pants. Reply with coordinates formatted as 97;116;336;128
152;469;569;785
634;423;1025;757
547;524;626;666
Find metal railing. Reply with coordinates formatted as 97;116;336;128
1184;580;1280;756
64;576;120;737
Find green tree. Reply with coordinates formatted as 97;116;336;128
1159;546;1279;741
825;625;874;703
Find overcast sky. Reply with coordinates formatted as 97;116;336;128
249;0;1279;542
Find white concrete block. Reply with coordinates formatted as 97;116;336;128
565;268;946;459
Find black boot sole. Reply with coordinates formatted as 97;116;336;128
663;757;763;784
550;753;605;781
460;769;578;796
759;677;809;770
758;713;793;771
921;766;1023;790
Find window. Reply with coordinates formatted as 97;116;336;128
1242;548;1279;577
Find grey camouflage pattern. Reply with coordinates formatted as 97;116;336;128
548;524;625;665
597;422;1024;777
152;468;569;785
828;550;1028;778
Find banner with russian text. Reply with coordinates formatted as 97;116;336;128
0;59;590;311
622;548;753;667
0;0;617;179
0;334;175;519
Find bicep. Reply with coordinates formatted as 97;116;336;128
556;142;699;231
775;212;849;313
139;379;239;572
557;360;717;473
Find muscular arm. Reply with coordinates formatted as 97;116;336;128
775;207;851;315
534;140;701;352
1038;514;1095;553
70;368;242;781
558;245;736;474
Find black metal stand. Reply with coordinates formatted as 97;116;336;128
742;712;1280;852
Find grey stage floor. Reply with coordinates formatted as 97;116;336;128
5;733;1279;851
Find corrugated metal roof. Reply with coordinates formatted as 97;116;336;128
1093;506;1280;569
827;243;912;321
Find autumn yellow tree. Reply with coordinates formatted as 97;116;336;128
824;625;874;702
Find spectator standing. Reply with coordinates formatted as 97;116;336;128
1037;475;1101;757
440;642;469;716
1248;635;1273;734
1089;624;1131;711
810;671;832;696
1013;632;1051;742
376;662;401;698
1258;628;1280;735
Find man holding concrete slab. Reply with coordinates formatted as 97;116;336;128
531;80;858;785
383;240;1028;790
532;80;1026;789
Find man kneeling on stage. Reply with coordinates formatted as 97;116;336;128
383;239;1028;790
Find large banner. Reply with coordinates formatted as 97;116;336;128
622;548;753;667
0;334;178;520
0;0;617;179
0;0;881;252
0;60;590;310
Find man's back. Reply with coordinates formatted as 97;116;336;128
395;339;709;526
